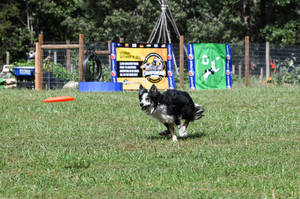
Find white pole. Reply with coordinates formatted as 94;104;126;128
238;64;242;79
54;51;57;64
266;41;270;80
232;64;235;74
260;67;263;81
6;51;10;65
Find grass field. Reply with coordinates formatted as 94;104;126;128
0;86;299;198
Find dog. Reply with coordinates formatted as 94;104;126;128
139;84;204;141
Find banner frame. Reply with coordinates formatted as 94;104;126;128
110;42;175;90
187;43;232;90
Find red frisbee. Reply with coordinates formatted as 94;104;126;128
43;96;75;103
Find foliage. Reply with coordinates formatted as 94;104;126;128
102;65;112;82
12;59;78;81
43;57;78;81
13;59;35;67
274;56;300;84
262;21;300;45
0;2;34;61
0;0;300;63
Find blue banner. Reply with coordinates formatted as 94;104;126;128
110;42;118;83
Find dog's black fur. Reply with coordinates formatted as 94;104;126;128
139;84;204;141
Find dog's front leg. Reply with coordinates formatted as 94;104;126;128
168;124;177;142
181;120;190;136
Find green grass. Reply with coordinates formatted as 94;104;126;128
0;86;299;198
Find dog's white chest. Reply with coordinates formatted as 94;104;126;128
150;104;174;124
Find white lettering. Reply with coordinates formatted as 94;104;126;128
202;55;209;65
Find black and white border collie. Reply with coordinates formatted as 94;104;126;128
139;84;205;142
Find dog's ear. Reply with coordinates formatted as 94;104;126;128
139;84;147;97
149;84;159;98
150;84;158;92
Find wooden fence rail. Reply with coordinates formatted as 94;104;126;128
35;34;84;90
35;34;113;90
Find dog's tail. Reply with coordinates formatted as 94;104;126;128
193;104;205;120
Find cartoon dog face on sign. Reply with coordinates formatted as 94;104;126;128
140;53;166;83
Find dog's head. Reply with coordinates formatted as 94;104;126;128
138;84;159;112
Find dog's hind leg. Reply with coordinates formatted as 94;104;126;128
159;123;171;136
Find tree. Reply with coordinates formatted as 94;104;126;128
1;0;300;64
258;0;300;44
0;0;85;62
81;0;160;43
0;1;34;62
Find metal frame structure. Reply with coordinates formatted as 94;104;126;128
147;0;181;44
147;0;186;74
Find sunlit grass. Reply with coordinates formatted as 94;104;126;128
0;86;299;198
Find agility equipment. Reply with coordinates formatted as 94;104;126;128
110;43;175;90
83;48;102;81
78;82;123;92
147;0;187;75
43;96;75;103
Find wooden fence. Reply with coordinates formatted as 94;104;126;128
34;34;111;91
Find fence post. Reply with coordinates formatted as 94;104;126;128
66;40;71;72
245;36;249;87
35;34;43;90
265;41;270;80
179;35;184;88
108;40;111;69
37;34;44;90
34;42;40;90
78;34;84;82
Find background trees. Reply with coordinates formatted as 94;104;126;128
0;0;299;63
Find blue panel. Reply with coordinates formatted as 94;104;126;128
110;42;118;83
225;44;232;89
78;82;123;92
167;44;175;89
187;43;196;90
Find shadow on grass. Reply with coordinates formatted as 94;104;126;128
148;132;206;140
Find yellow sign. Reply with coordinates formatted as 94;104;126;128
112;43;173;90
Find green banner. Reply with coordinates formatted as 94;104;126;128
193;43;227;89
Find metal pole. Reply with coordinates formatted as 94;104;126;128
180;35;184;88
6;51;9;65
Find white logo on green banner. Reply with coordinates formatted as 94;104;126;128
188;43;232;90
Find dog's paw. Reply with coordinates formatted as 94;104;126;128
179;132;188;138
159;130;170;136
178;127;188;137
172;135;178;142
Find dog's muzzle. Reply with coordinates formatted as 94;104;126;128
140;103;150;111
